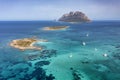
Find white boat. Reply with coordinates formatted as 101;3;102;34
103;53;108;57
69;54;73;58
86;33;89;37
82;42;86;46
95;48;98;51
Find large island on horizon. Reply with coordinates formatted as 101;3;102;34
58;11;91;23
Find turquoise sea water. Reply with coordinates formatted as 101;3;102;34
0;21;120;80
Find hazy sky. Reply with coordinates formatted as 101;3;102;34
0;0;120;20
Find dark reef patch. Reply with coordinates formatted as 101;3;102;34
70;68;84;80
0;62;55;80
115;45;120;49
21;68;55;80
35;61;50;68
40;49;57;58
112;52;120;60
0;49;56;80
24;49;57;61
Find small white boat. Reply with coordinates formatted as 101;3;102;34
95;48;98;51
86;33;89;37
82;42;86;46
69;54;73;58
103;53;108;57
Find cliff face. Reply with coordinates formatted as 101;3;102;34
58;11;91;22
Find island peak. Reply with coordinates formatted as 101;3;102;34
58;11;91;23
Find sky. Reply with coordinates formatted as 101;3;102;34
0;0;120;21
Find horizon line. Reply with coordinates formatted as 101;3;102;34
0;20;120;21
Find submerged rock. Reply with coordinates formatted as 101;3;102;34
27;62;32;67
46;74;55;80
81;61;89;64
70;67;73;70
24;49;57;61
112;52;120;60
70;68;84;80
93;64;109;72
31;67;46;80
115;45;120;48
30;68;55;80
35;61;50;68
72;72;81;80
40;49;57;58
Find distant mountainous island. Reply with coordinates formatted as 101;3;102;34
58;11;91;22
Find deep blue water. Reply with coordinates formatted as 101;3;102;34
0;21;120;80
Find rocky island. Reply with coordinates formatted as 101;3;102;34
10;38;47;51
58;11;91;23
42;26;69;31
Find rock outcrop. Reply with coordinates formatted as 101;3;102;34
10;38;47;51
42;26;69;31
58;11;91;22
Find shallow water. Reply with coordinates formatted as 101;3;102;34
0;21;120;80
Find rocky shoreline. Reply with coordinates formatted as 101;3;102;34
58;11;91;23
10;38;47;51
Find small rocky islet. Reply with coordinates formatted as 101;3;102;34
10;37;47;51
58;11;91;23
42;26;69;31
